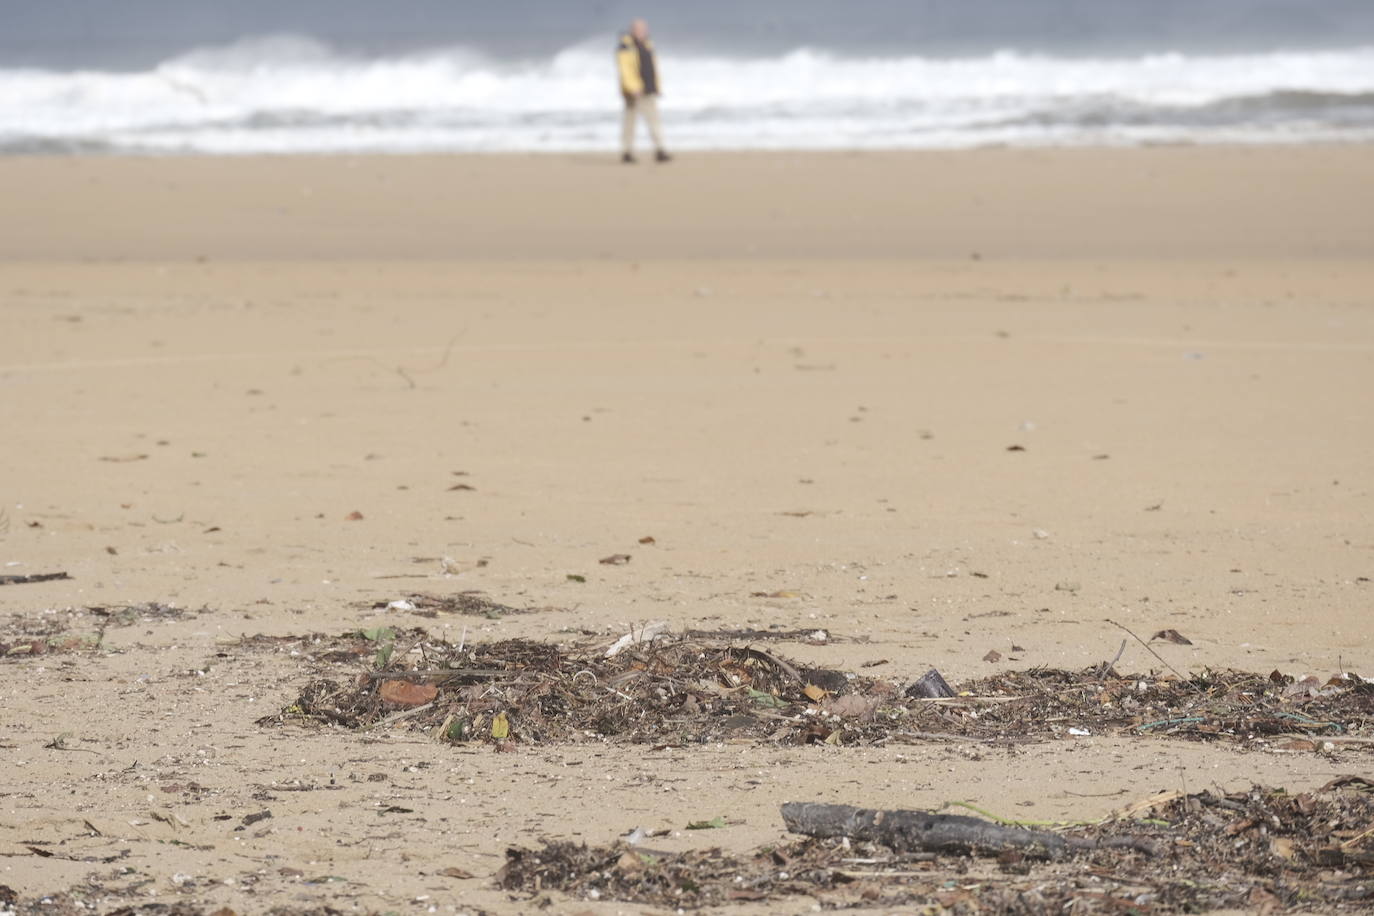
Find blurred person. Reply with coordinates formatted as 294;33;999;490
616;18;671;163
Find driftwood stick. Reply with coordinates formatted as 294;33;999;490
0;572;71;586
364;668;512;684
733;646;802;684
780;803;1158;859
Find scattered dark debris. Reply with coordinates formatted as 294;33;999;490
0;571;71;586
0;882;344;916
232;627;432;667
260;633;1374;752
89;602;197;627
0;632;91;658
498;779;1374;912
363;592;552;619
238;810;273;830
1;603;201;659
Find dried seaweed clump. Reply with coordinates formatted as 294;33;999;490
499;778;1374;912
260;630;1374;752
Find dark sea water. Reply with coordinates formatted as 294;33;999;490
4;0;1373;153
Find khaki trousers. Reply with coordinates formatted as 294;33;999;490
621;94;665;153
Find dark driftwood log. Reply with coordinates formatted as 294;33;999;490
780;803;1158;859
0;572;71;586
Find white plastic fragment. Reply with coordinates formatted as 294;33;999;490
605;620;671;658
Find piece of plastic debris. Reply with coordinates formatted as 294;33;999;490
905;668;956;699
605;621;671;658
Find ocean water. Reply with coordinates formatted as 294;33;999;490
4;0;1374;154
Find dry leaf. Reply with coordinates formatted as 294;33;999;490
614;851;645;873
983;649;1003;663
344;510;364;521
1151;629;1193;645
599;553;631;565
1284;675;1322;698
378;680;437;707
447;484;476;491
491;711;510;739
802;684;827;702
437;867;475;879
638;536;656;545
823;694;879;718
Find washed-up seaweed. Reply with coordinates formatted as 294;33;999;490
363;591;551;619
498;778;1374;912
259;631;1374;752
1;603;201;659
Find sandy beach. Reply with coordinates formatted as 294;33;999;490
3;146;1373;913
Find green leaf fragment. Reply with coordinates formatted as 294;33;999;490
359;626;396;642
746;687;784;708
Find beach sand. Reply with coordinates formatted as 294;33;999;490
2;147;1373;912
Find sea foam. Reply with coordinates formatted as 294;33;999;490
3;35;1373;153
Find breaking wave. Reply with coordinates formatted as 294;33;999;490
3;35;1373;153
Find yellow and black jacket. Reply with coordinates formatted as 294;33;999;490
617;33;660;97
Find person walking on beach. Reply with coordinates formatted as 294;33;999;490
617;19;671;163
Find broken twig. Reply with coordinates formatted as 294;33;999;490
1105;619;1189;683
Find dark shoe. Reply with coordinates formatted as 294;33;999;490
621;153;636;164
655;150;672;163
